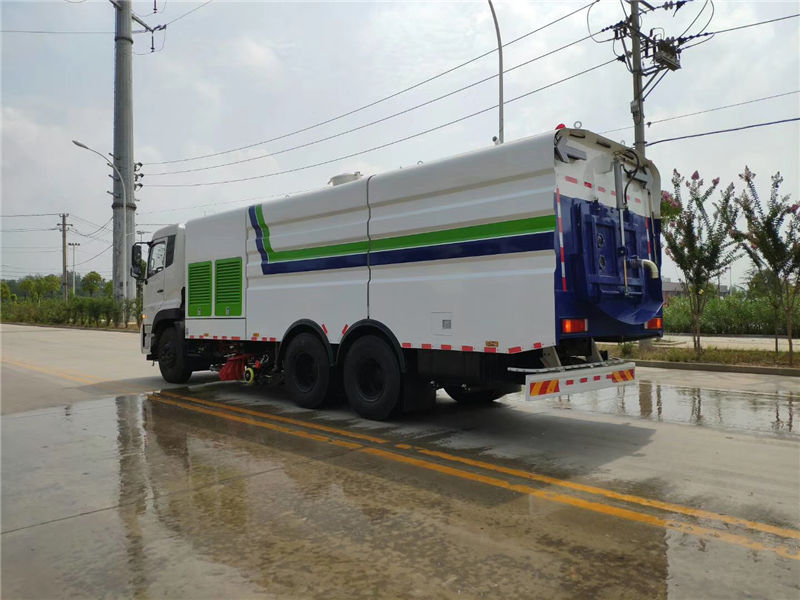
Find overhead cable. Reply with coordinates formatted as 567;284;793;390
647;117;800;147
147;59;618;188
147;34;595;177
144;0;598;166
600;90;799;134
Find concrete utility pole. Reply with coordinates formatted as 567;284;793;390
629;0;646;160
68;242;80;295
58;214;71;301
112;0;136;303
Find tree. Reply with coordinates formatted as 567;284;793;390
720;167;799;365
82;271;103;297
103;280;113;298
41;274;61;299
662;169;739;358
19;277;39;302
0;282;11;303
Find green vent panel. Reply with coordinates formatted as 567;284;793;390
187;261;212;317
215;257;243;317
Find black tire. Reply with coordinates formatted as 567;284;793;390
284;332;331;409
343;335;402;420
444;383;521;404
158;326;192;384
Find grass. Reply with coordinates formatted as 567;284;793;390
600;342;797;368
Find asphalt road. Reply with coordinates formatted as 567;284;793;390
2;323;799;599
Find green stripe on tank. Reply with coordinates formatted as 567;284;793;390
253;206;555;263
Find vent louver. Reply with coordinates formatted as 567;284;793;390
187;261;212;317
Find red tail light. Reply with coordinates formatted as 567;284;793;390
645;317;663;330
561;318;588;334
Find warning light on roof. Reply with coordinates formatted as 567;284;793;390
555;123;566;130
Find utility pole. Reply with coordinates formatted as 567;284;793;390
112;0;136;303
629;0;646;160
68;242;81;295
57;214;72;301
613;0;683;162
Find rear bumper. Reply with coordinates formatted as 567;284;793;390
511;360;636;400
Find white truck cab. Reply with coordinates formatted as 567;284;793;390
138;224;185;355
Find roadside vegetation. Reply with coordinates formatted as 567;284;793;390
606;342;795;368
1;271;142;329
660;166;798;365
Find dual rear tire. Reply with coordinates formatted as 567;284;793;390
283;332;402;420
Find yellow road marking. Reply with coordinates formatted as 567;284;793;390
6;358;795;554
151;394;361;450
150;391;800;560
362;448;800;561
2;358;103;385
163;389;800;543
412;447;800;542
158;390;388;445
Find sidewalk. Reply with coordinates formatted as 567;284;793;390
658;334;799;352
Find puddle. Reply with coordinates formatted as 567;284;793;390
534;382;796;436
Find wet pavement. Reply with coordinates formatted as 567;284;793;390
3;377;799;599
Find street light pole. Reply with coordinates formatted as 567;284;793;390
68;242;80;295
72;139;128;302
488;0;504;144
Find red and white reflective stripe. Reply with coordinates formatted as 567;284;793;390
321;323;328;335
645;218;652;260
399;342;545;354
564;175;578;184
556;187;567;291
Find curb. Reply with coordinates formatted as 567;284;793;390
634;359;800;378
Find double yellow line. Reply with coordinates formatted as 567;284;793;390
151;389;800;561
4;355;797;559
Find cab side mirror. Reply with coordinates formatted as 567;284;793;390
131;244;145;280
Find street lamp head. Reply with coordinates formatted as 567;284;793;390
72;139;89;150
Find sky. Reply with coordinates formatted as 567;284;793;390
1;0;798;286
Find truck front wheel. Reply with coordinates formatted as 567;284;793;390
284;332;331;409
158;326;192;384
343;335;401;420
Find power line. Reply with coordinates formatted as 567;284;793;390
164;0;212;25
139;187;317;215
147;59;618;189
679;12;799;44
600;89;800;134
147;34;595;177
144;0;597;166
74;245;113;266
647;117;800;147
0;29;114;34
0;213;62;218
0;227;58;233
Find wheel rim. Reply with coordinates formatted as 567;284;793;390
293;351;318;393
356;357;384;402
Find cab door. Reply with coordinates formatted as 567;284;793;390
145;237;168;315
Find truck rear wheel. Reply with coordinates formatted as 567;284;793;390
284;332;331;409
158;326;192;384
343;335;401;420
444;384;521;404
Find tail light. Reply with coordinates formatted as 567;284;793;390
645;317;663;330
561;318;588;334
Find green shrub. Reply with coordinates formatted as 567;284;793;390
664;294;800;335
